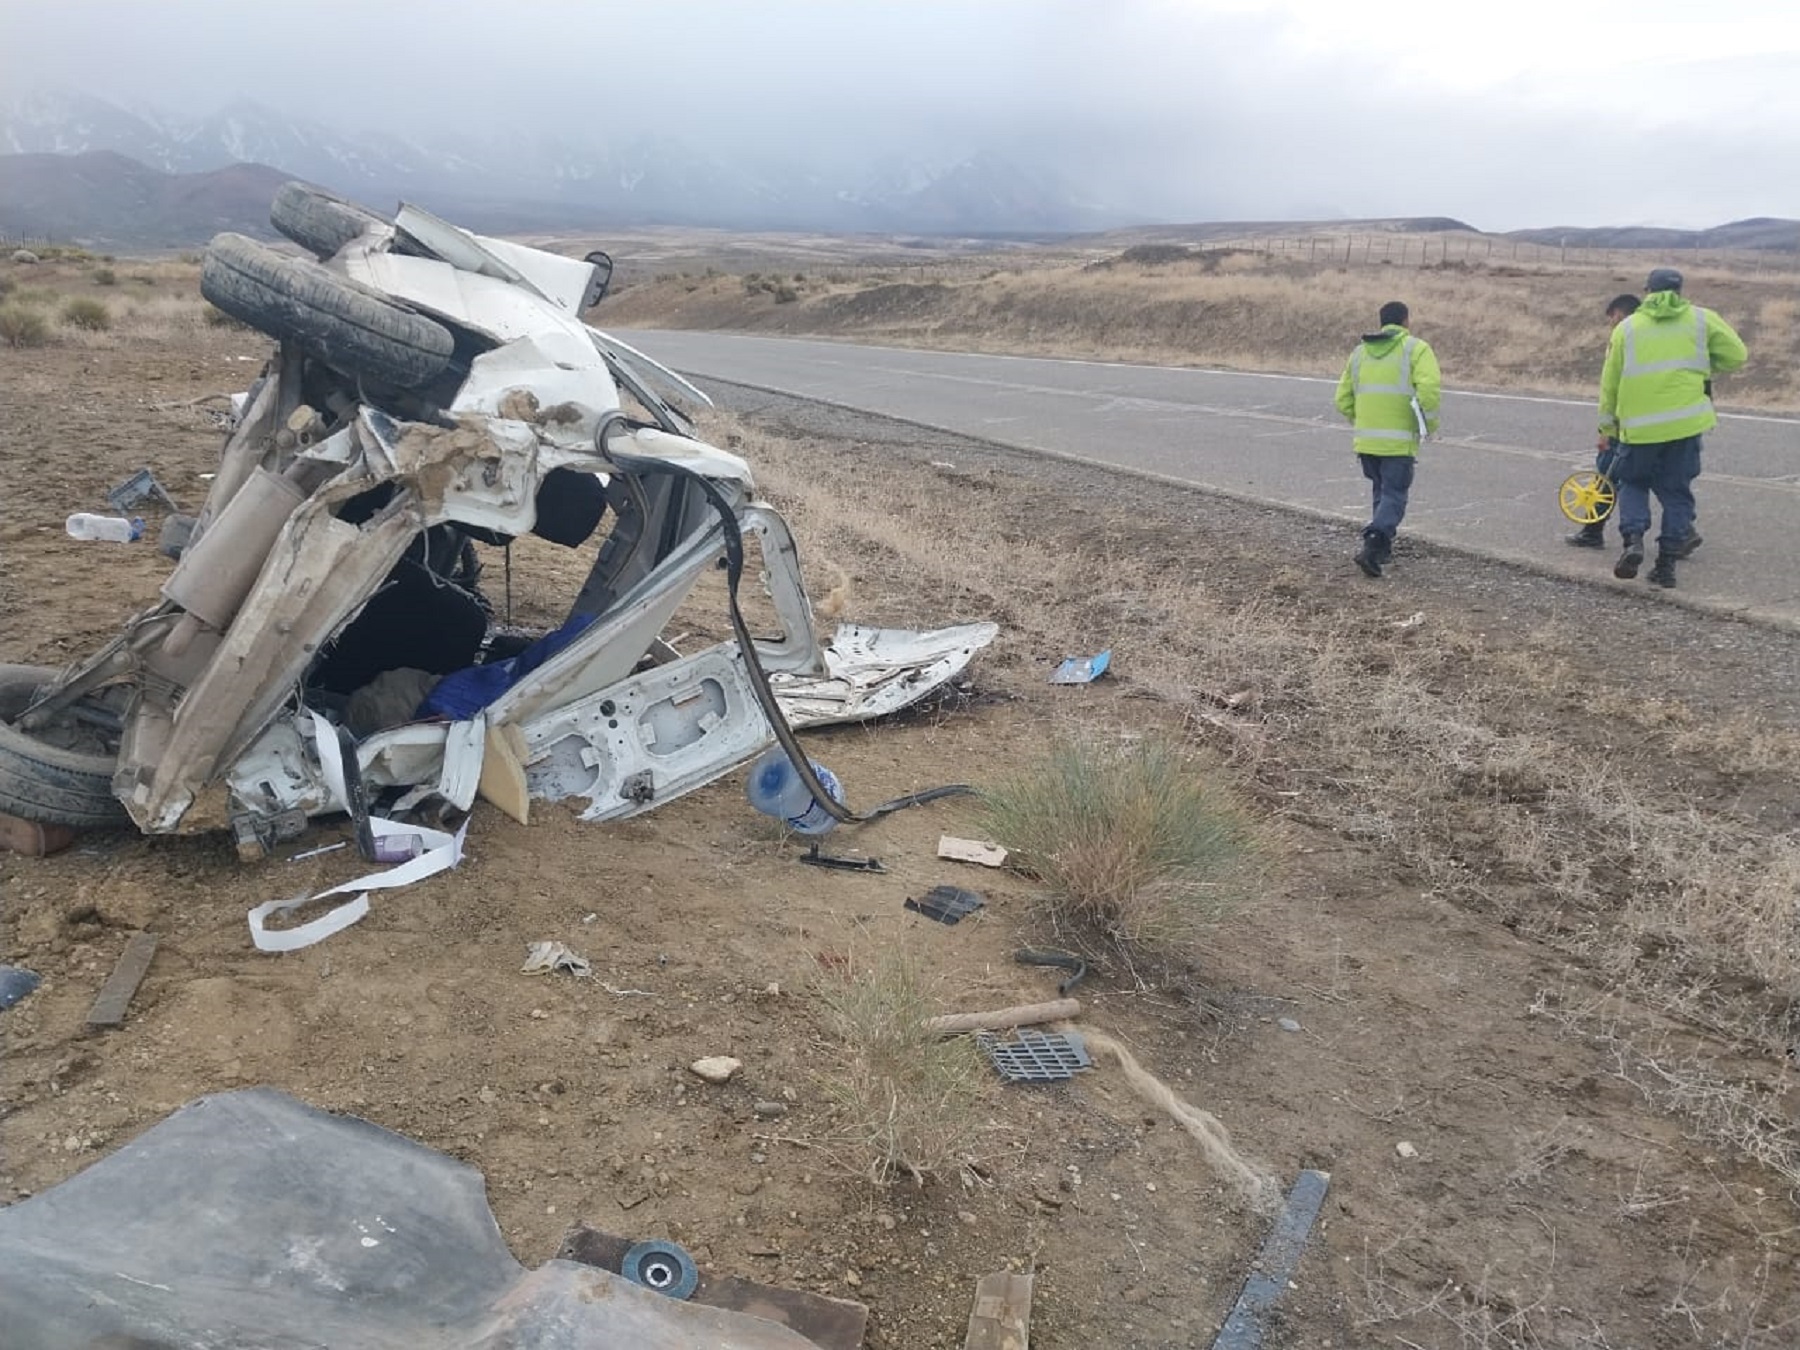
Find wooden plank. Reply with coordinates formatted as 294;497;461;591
963;1271;1032;1350
85;932;157;1030
557;1223;867;1350
925;999;1080;1037
0;811;75;857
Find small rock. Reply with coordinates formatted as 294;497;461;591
1277;1017;1301;1033
957;1210;977;1226
845;1268;861;1287
478;1086;498;1104
1145;1182;1158;1193
689;1055;742;1084
753;1099;787;1119
1395;1141;1419;1160
876;1212;897;1230
734;1176;763;1196
529;1008;549;1020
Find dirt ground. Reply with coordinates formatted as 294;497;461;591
4;279;1800;1348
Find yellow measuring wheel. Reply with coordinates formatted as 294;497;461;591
1558;471;1616;525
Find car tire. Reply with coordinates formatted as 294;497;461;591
269;181;388;260
0;666;127;828
201;232;455;390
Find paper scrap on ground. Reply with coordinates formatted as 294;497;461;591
938;835;1008;867
522;940;592;977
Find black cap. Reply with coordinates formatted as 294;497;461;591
1645;267;1684;293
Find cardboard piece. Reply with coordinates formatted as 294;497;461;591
937;836;1007;868
557;1223;868;1350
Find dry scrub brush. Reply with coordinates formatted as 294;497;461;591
981;735;1263;962
811;952;990;1188
0;304;50;347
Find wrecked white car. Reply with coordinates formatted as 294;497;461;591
0;183;995;858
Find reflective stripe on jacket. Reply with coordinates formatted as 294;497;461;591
1599;292;1748;445
1334;325;1441;457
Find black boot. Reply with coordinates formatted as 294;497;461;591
1614;534;1644;580
1354;531;1383;578
1647;554;1677;588
1566;522;1606;549
1673;527;1702;559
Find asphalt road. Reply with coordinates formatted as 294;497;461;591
613;331;1800;624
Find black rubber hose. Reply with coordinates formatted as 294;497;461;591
595;421;972;827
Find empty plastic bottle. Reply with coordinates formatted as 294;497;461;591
66;513;144;543
744;746;845;836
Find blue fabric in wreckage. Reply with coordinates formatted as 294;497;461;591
418;613;598;720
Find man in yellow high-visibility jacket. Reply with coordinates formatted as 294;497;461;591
1335;300;1441;578
1598;267;1747;589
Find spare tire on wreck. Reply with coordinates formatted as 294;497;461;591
0;666;127;829
269;181;388;260
201;232;455;390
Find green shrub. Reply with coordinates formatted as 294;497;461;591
981;735;1263;959
0;305;51;347
60;297;111;331
772;283;800;304
93;267;117;286
813;952;988;1187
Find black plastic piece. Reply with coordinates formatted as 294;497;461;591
905;885;985;924
797;841;885;873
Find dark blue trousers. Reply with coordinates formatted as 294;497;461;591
1359;453;1415;550
1614;436;1700;553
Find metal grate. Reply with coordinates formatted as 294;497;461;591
977;1029;1092;1082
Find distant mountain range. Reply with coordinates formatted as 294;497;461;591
0;88;1123;242
3;88;1796;250
0;152;289;247
1503;219;1800;252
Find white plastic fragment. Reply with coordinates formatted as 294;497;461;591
522;941;592;977
246;713;471;951
248;818;466;952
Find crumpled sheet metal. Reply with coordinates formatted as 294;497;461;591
0;1087;821;1349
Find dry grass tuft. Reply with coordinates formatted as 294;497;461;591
719;405;1800;1188
981;735;1261;960
60;297;111;331
812;952;990;1188
0;304;50;347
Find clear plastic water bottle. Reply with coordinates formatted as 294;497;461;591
66;513;144;543
745;746;844;836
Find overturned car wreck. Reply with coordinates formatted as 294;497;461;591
0;185;995;855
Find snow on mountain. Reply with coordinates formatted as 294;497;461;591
0;87;1127;235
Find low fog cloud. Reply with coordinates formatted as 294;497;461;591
4;0;1796;229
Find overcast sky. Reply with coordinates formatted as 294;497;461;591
4;0;1798;230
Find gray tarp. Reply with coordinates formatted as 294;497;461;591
0;1087;820;1349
